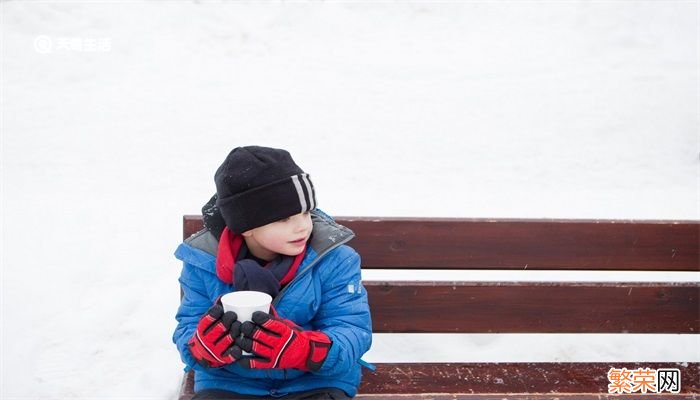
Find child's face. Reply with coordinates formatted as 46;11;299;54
242;211;313;261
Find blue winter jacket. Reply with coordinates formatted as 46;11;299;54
173;210;372;397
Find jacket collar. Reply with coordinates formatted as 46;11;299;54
307;209;355;256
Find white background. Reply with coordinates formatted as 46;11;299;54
1;1;698;398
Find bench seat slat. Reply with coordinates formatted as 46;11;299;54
366;281;700;333
179;362;699;399
357;396;696;399
359;362;699;396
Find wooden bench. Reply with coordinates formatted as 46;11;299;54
180;215;700;399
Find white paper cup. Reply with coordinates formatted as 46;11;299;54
220;291;272;324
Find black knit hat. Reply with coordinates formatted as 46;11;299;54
214;146;317;234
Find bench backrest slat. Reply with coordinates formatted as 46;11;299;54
339;217;699;271
366;281;699;333
183;216;700;271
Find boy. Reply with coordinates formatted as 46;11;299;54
173;146;372;399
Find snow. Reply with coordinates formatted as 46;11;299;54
1;1;698;398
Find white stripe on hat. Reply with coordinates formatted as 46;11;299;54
291;175;307;212
301;173;315;210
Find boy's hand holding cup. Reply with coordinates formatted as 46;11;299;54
220;291;273;357
188;291;272;368
187;297;242;369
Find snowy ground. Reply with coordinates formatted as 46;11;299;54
1;1;698;399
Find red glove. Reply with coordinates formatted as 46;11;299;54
238;311;332;372
188;302;242;368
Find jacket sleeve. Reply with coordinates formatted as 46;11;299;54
172;261;213;372
312;249;372;376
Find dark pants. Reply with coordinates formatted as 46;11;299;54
192;388;352;400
